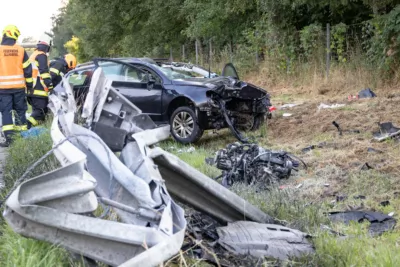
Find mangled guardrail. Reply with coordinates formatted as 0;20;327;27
3;68;274;266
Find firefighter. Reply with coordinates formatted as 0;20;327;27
26;38;53;128
0;25;33;146
49;53;77;87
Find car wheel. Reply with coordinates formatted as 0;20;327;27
250;114;265;131
170;106;204;144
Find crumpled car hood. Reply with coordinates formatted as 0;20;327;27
173;77;268;100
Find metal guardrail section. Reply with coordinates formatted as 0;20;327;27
3;68;272;266
4;71;186;266
149;148;274;224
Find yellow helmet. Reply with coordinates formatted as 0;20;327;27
64;54;77;70
2;25;20;40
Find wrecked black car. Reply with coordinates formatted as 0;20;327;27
59;58;271;143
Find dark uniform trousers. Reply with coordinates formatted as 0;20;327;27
0;89;28;138
27;96;48;123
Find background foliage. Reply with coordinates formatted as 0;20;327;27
51;0;400;77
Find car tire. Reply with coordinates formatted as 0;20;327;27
250;114;265;131
170;106;204;144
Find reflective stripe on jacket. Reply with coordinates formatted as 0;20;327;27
29;50;47;90
0;45;26;89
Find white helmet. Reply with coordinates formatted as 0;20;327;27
38;33;52;46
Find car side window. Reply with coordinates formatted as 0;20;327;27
67;69;89;86
134;65;162;84
122;65;143;82
98;61;144;82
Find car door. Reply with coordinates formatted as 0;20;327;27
94;59;162;116
221;63;240;80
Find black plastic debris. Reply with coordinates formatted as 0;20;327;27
208;142;305;188
380;200;390;207
361;163;374;171
373;122;400;142
332;121;360;136
329;211;396;236
332;121;342;135
302;145;317;153
376;122;400;134
302;142;326;153
367;147;384;154
358;88;377;99
336;194;348;202
354;195;366;200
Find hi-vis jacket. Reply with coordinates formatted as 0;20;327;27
0;39;33;90
28;50;53;98
49;57;68;88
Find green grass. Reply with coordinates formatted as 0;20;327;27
0;127;75;267
312;228;400;266
0;224;72;267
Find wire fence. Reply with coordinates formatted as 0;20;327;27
164;23;368;78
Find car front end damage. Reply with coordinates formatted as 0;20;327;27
198;78;271;142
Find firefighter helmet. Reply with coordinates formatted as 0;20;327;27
2;25;20;40
64;54;77;70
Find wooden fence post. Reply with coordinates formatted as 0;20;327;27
326;23;331;79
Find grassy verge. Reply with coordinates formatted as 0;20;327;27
159;121;400;266
0;129;75;267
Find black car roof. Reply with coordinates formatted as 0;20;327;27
75;57;165;69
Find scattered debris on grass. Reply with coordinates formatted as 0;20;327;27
328;211;396;236
282;113;293;117
332;121;360;136
280;103;302;109
354;195;366;200
347;88;377;101
358;88;377;99
336;194;348;202
380;200;390;207
318;103;346;110
208;142;304;188
361;162;374;171
184;210;314;265
217;221;314;260
20;127;47;139
373;122;400;142
367;147;384;154
301;142;326;153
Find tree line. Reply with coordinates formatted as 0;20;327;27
51;0;400;76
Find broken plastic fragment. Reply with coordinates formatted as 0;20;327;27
217;221;314;260
373;122;400;142
279;103;299;109
329;211;396;236
318;103;345;110
358;88;377;99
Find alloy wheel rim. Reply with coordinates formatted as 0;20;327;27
173;111;194;138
